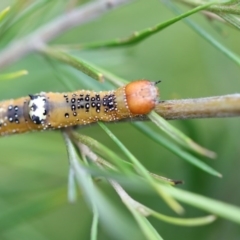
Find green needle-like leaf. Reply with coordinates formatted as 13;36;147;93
162;0;240;66
148;111;216;159
42;47;104;82
69;130;133;174
0;6;10;23
133;122;222;177
161;185;240;224
80;1;217;49
63;131;154;239
0;70;28;80
98;122;184;214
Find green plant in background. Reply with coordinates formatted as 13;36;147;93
0;0;240;239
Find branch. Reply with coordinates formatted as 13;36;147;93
155;94;240;120
0;0;134;70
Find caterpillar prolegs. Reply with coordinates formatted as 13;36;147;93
0;80;159;136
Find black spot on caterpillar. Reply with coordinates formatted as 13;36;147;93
0;80;159;136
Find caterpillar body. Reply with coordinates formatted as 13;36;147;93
0;80;159;136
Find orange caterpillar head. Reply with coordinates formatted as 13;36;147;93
125;80;160;115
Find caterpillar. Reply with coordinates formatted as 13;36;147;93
0;80;159;136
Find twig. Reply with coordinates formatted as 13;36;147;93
155;94;240;120
0;0;134;69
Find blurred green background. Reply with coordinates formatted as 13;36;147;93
0;0;240;239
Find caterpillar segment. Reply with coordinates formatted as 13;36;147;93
0;80;159;136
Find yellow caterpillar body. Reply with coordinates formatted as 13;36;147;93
0;80;159;136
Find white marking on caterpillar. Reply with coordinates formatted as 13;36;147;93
28;94;47;124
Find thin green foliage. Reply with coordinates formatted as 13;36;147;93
111;181;216;227
162;0;240;66
217;12;240;29
74;60;128;86
0;70;28;80
0;0;32;39
0;6;10;23
63;131;152;239
176;0;240;15
133;122;221;177
0;0;57;43
64;128;217;232
126;207;164;240
78;1;217;49
98;122;184;214
42;47;104;82
67;166;78;203
161;185;240;224
148;111;216;159
145;208;216;226
90;205;99;240
111;182;165;240
69;130;134;174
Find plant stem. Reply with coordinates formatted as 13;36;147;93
155;94;240;120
